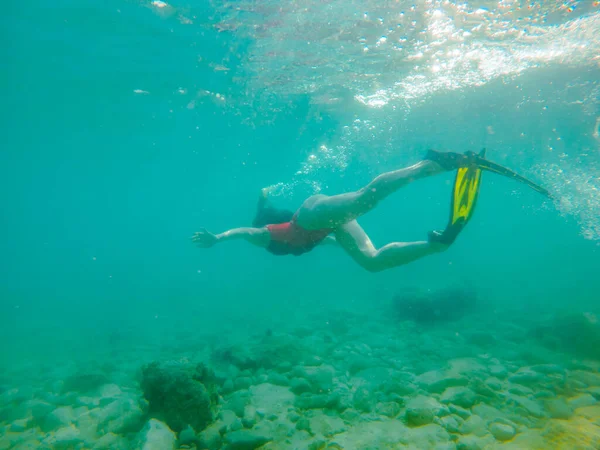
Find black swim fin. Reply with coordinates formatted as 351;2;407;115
469;150;552;199
426;148;552;198
429;150;485;246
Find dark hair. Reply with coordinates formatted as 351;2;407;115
252;206;295;227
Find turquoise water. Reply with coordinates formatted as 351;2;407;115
2;1;600;449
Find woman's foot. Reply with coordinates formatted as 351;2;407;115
425;149;475;171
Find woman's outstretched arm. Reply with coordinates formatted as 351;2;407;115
191;227;270;248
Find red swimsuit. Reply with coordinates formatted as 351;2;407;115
266;219;332;256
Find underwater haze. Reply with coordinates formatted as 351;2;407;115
2;0;600;449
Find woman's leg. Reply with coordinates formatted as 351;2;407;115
295;160;445;230
334;221;446;273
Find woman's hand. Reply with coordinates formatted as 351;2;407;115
191;228;218;248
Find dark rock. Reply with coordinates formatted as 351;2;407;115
290;378;312;395
295;392;341;410
140;360;218;432
223;430;271;450
62;372;108;394
392;286;477;324
530;312;600;360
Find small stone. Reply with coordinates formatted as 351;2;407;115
489;422;516;441
305;365;335;393
290;378;312;395
509;370;543;386
489;365;508;379
576;405;600;420
296;417;311;433
225;391;250;417
137;419;176;450
309;414;346;437
408;423;451;448
219;409;238;427
484;377;503;391
43;426;83;449
230;418;243;431
405;395;446;427
509;395;546;418
449;404;471;420
77;396;101;408
235;377;253;391
375;401;401;418
287;411;301;423
197;423;222;449
405;407;434;427
241;418;255;428
10;418;29;432
99;383;122;398
42;406;74;432
385;381;417;396
295;392;340;410
440;386;477;408
568;393;597;409
223;379;235;394
544;398;573;419
178;425;197;446
268;373;289;386
10;439;42;450
460;415;487;437
308;439;327;450
438;414;461;433
92;432;128;450
97;397;146;434
508;384;533;397
456;434;489;450
224;430;272;450
533;390;555;399
415;370;468;394
255;374;268;384
341;409;361;423
25;400;53;421
353;386;374;413
472;404;505;422
530;364;566;375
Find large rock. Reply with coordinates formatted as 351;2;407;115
531;312;600;359
137;419;176;450
140;360;217;432
62;372;109;394
392;286;477;323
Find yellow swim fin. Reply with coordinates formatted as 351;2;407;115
429;150;484;245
